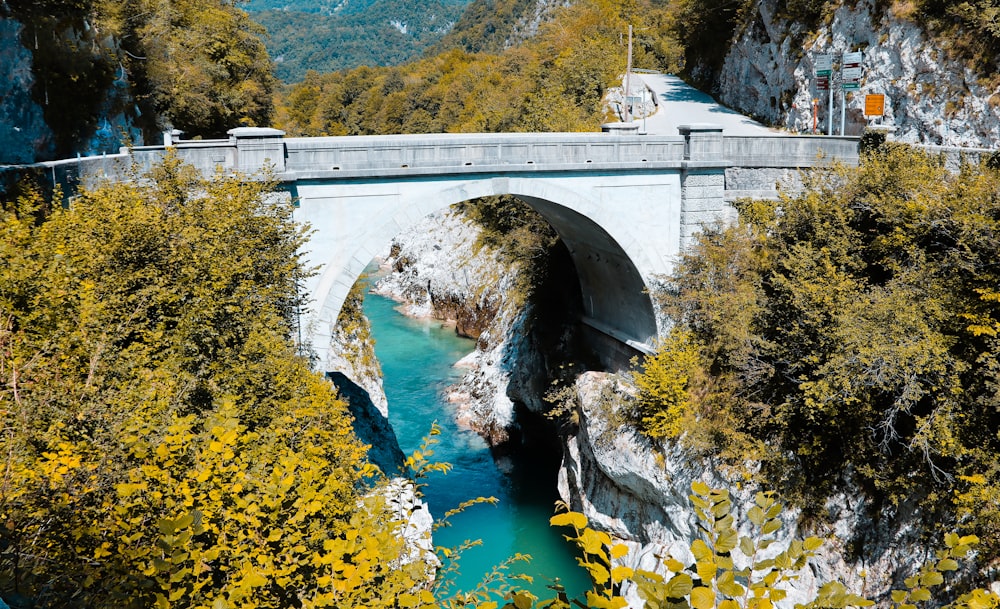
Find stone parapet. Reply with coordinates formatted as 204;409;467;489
229;127;286;173
678;124;724;161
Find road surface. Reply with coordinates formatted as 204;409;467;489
634;73;782;136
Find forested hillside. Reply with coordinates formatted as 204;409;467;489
274;0;682;135
246;0;472;82
429;0;556;54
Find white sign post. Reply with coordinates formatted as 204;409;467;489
841;51;863;135
814;54;833;136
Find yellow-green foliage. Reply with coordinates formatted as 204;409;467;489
275;0;684;137
455;196;560;308
630;329;701;439
0;158;427;608
335;276;382;374
656;145;1000;558
913;0;1000;77
551;483;851;609
549;483;999;609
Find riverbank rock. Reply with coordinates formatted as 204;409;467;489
381;477;439;577
372;207;536;445
330;371;406;477
559;371;958;608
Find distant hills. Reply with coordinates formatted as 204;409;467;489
244;0;474;82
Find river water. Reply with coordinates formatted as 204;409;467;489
362;289;591;601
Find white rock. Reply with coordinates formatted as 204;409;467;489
560;371;936;608
717;0;1000;146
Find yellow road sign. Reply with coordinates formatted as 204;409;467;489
865;94;885;116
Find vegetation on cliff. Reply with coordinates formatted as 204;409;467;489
0;158;434;608
551;483;997;609
674;0;1000;89
3;0;273;155
632;143;1000;561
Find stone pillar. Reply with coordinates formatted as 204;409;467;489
600;122;641;135
163;129;183;147
678;124;730;250
228;127;287;174
679;123;723;160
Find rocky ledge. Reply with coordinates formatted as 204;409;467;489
559;370;991;608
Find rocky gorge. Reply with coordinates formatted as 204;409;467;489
330;203;1000;607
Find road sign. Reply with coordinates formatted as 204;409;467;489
843;82;861;90
865;94;885;116
816;76;829;90
814;54;832;76
842;66;863;80
843;51;863;66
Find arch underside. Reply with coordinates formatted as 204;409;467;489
292;172;672;371
516;195;658;366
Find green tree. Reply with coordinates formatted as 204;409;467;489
638;145;1000;559
0;158;431;608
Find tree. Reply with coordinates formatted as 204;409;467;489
0;158;428;608
639;145;1000;558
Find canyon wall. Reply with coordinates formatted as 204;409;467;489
714;0;1000;146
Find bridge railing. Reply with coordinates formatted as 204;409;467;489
725;135;860;168
280;132;689;178
0;140;239;199
914;144;995;171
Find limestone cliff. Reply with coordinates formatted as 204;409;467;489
0;14;144;163
0;18;48;164
326;288;405;475
713;0;1000;146
558;371;995;608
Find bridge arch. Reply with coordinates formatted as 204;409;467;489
41;127;859;368
292;171;675;370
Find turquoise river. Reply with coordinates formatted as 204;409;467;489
362;289;592;600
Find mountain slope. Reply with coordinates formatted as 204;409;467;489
430;0;564;54
246;0;473;82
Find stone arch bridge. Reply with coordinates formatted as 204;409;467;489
17;127;860;369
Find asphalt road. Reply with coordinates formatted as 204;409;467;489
635;73;782;136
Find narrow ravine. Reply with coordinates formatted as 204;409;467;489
362;288;591;600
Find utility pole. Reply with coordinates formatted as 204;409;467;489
624;25;633;123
